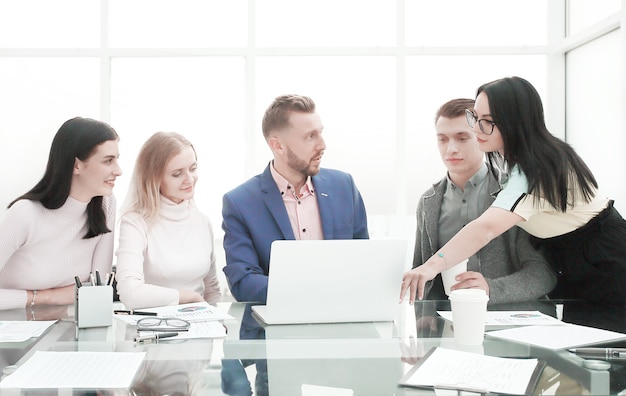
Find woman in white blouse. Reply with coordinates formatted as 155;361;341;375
115;132;221;309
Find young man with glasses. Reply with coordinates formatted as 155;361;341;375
411;98;556;304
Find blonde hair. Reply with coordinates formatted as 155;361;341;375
123;132;196;224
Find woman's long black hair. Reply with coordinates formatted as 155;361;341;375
479;76;597;211
9;117;119;238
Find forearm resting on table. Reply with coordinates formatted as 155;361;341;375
27;285;76;307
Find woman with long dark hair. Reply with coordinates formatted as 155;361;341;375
0;117;122;310
401;77;626;330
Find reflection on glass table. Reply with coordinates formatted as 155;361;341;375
0;300;624;395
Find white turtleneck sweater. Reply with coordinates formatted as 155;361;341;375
0;196;116;310
115;197;221;309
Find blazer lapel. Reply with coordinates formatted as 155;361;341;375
312;172;334;239
260;165;295;239
423;180;445;252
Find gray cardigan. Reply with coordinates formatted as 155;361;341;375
412;165;557;305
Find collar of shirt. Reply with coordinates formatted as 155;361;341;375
270;161;323;240
270;162;316;199
439;162;491;252
446;162;489;191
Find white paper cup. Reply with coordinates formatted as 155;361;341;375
449;289;489;345
441;258;468;296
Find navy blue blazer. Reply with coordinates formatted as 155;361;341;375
221;163;369;303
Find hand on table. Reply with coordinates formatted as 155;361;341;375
178;290;205;304
400;265;438;303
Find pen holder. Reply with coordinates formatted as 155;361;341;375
75;285;113;328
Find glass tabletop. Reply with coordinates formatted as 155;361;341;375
0;299;624;395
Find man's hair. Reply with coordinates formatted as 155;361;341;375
262;94;316;139
434;98;475;125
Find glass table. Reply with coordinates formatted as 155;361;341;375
0;299;624;395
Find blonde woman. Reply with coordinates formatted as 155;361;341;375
115;132;220;309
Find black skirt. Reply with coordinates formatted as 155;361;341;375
529;200;626;332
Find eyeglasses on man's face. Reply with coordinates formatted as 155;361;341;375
465;109;496;135
136;317;191;331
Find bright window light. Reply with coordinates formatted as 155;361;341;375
405;0;547;46
255;0;396;47
109;0;248;48
0;0;100;48
110;57;246;224
568;0;622;35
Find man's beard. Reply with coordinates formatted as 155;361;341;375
286;146;321;177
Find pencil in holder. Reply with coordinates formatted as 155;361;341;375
75;285;113;328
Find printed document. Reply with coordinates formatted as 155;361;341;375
399;347;544;395
0;351;145;389
437;310;562;326
486;322;626;349
115;302;233;325
0;321;56;342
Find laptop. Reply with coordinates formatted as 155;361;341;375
251;239;409;325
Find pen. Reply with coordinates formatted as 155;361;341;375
568;348;626;359
89;272;96;286
134;332;179;342
114;310;158;316
74;276;82;288
95;270;102;286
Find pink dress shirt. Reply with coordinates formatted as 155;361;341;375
270;164;324;240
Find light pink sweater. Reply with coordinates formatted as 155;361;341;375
115;197;221;309
0;196;115;310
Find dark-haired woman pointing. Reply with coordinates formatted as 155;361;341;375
401;77;626;331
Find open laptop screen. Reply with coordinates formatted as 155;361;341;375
252;239;409;325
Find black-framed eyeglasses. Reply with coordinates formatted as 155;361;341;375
465;109;496;135
136;317;191;331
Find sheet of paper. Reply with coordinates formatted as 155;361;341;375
0;321;57;342
437;311;562;326
0;351;145;389
137;320;227;339
399;347;541;395
486;323;626;349
115;302;233;325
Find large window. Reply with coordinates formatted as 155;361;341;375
565;0;625;213
1;0;623;239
